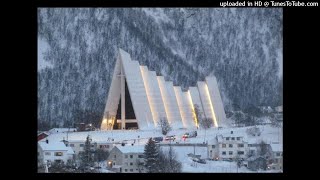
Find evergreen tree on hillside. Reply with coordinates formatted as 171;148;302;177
144;138;160;173
79;135;94;168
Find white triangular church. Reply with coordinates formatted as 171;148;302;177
101;49;228;130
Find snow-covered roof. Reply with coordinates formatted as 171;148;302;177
67;146;75;154
216;135;223;143
216;133;247;143
208;137;217;145
38;141;70;151
270;143;282;152
48;128;77;133
115;145;145;154
38;131;49;136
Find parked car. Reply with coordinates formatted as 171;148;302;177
182;131;197;138
165;135;176;141
152;137;163;143
192;158;206;164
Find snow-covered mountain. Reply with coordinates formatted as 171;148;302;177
37;8;283;129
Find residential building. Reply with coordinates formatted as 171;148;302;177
38;132;49;141
63;140;114;155
269;143;283;171
208;132;248;161
38;140;75;165
107;145;145;173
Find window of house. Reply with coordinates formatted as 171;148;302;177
125;155;128;158
248;144;253;147
55;152;63;156
113;162;115;165
231;137;235;140
130;155;133;158
130;162;133;166
276;152;281;156
130;169;133;172
125;169;128;172
80;144;84;147
237;151;244;155
229;144;233;148
114;155;116;159
226;137;230;140
70;144;75;147
229;151;233;155
237;137;241;140
138;155;143;158
222;144;226;148
212;145;215;148
238;144;244;148
222;151;226;155
45;152;51;156
250;150;255;155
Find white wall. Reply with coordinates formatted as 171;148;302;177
205;76;227;127
121;50;154;130
157;76;184;129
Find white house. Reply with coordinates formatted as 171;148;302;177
208;132;248;161
107;145;146;173
38;140;75;165
269;143;283;171
48;128;77;134
63;139;114;155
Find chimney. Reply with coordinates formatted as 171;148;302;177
46;139;49;144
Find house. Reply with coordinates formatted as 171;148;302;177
48;128;77;134
208;132;248;161
38;140;75;166
268;143;283;171
63;140;114;155
38;132;49;141
107;145;146;173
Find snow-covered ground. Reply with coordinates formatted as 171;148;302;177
41;125;282;173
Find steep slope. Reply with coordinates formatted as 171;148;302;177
37;8;282;129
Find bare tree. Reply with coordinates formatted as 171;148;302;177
194;104;202;129
246;126;261;137
158;146;182;173
199;117;213;143
158;117;171;135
